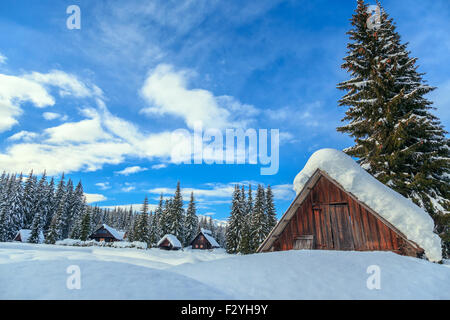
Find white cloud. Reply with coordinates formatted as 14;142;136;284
44;117;112;144
0;52;7;64
140;64;256;129
0;69;102;134
84;193;107;203
0;67;259;175
148;182;295;202
43;112;67;121
147;183;235;199
121;185;136;192
7;131;38;142
95;182;111;190
25;70;102;98
151;163;167;170
0;74;55;132
115;166;148;176
0;102;180;174
271;184;296;200
101;203;158;212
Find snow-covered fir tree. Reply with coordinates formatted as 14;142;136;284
28;209;43;243
238;185;252;254
337;0;449;256
184;192;199;246
60;179;74;239
45;200;65;244
249;185;268;252
0;207;8;242
42;177;55;233
265;185;277;234
148;211;158;246
134;196;151;245
68;181;85;239
79;207;92;241
154;194;164;240
22;171;36;228
226;185;244;254
167;182;185;243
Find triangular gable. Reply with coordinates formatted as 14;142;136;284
91;224;123;240
258;169;422;253
157;234;182;248
191;230;220;248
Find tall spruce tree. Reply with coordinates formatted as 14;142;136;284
338;0;449;256
226;185;244;254
238;185;252;254
265;185;277;233
160;199;172;236
250;185;268;252
184;192;199;246
68;181;85;239
154;194;164;240
28;208;43;243
22;171;36;228
45;200;65;244
168;182;185;242
0;207;8;242
79;207;92;241
43;177;55;233
134;196;151;245
29;173;49;243
148;211;157;246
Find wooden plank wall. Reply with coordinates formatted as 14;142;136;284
192;234;212;249
272;175;422;258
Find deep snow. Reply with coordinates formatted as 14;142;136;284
0;242;449;299
293;148;442;262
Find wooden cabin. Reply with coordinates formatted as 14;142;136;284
14;229;44;243
89;224;124;242
257;169;425;258
190;229;220;250
157;234;182;250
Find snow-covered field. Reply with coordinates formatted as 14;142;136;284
0;242;449;299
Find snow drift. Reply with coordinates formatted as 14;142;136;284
293;148;442;262
1;243;448;299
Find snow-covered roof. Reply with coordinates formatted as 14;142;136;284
101;224;124;240
157;234;182;248
201;228;212;235
292;149;442;262
14;229;44;243
200;230;220;248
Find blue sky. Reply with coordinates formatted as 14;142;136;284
0;0;449;221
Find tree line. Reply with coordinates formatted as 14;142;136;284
0;174;229;248
226;184;277;254
125;182;226;248
0;171;87;243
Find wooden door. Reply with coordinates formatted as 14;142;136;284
293;235;314;250
328;204;355;250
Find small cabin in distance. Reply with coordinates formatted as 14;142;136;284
14;229;44;243
89;224;124;242
157;234;182;250
190;229;220;250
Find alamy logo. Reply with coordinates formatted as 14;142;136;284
366;5;381;30
170;122;279;175
66;5;81;30
366;265;381;290
66;265;81;290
